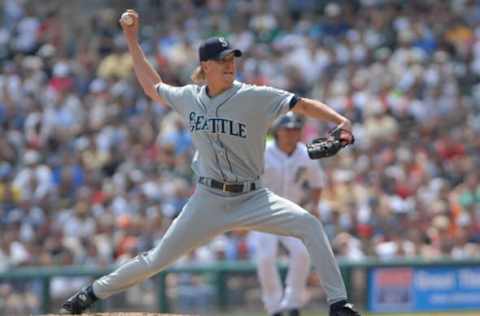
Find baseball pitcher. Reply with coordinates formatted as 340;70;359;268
61;10;359;316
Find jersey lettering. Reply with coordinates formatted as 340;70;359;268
189;111;247;138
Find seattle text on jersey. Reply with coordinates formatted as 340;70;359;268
188;111;247;138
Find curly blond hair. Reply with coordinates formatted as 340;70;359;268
190;66;206;85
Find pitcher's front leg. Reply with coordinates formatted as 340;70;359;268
93;194;227;299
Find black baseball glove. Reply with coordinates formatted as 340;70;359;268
306;126;355;159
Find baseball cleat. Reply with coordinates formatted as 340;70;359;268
60;285;98;314
329;300;361;316
288;308;300;316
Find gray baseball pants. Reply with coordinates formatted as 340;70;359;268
92;184;347;304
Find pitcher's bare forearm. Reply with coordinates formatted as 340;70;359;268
126;39;162;100
119;9;163;102
293;98;350;127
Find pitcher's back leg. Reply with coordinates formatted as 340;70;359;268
235;188;348;305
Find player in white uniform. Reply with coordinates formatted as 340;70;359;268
254;112;324;316
61;10;360;316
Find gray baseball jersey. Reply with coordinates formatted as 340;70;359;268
91;80;348;307
155;80;293;182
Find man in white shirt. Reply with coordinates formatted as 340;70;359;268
253;112;325;316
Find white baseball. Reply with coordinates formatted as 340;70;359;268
121;13;134;26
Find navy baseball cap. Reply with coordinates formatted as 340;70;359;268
199;37;242;62
274;112;305;130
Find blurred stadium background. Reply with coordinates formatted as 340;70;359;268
1;0;480;315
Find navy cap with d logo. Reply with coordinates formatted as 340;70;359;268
273;112;305;130
199;37;242;61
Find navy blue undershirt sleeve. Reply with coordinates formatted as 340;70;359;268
289;95;300;110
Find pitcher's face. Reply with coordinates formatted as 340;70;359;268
203;53;236;85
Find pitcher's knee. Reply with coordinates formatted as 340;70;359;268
295;212;322;239
141;250;170;275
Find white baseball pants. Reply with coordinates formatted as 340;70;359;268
252;232;311;314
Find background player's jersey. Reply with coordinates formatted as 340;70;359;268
263;142;325;205
155;81;295;183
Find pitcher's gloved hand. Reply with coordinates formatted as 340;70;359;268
306;126;354;160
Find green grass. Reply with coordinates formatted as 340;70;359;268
220;311;480;316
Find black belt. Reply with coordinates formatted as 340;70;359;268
198;177;257;193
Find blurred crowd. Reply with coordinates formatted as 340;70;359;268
1;0;480;313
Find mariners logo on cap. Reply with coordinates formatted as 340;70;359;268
219;37;228;47
199;37;242;61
